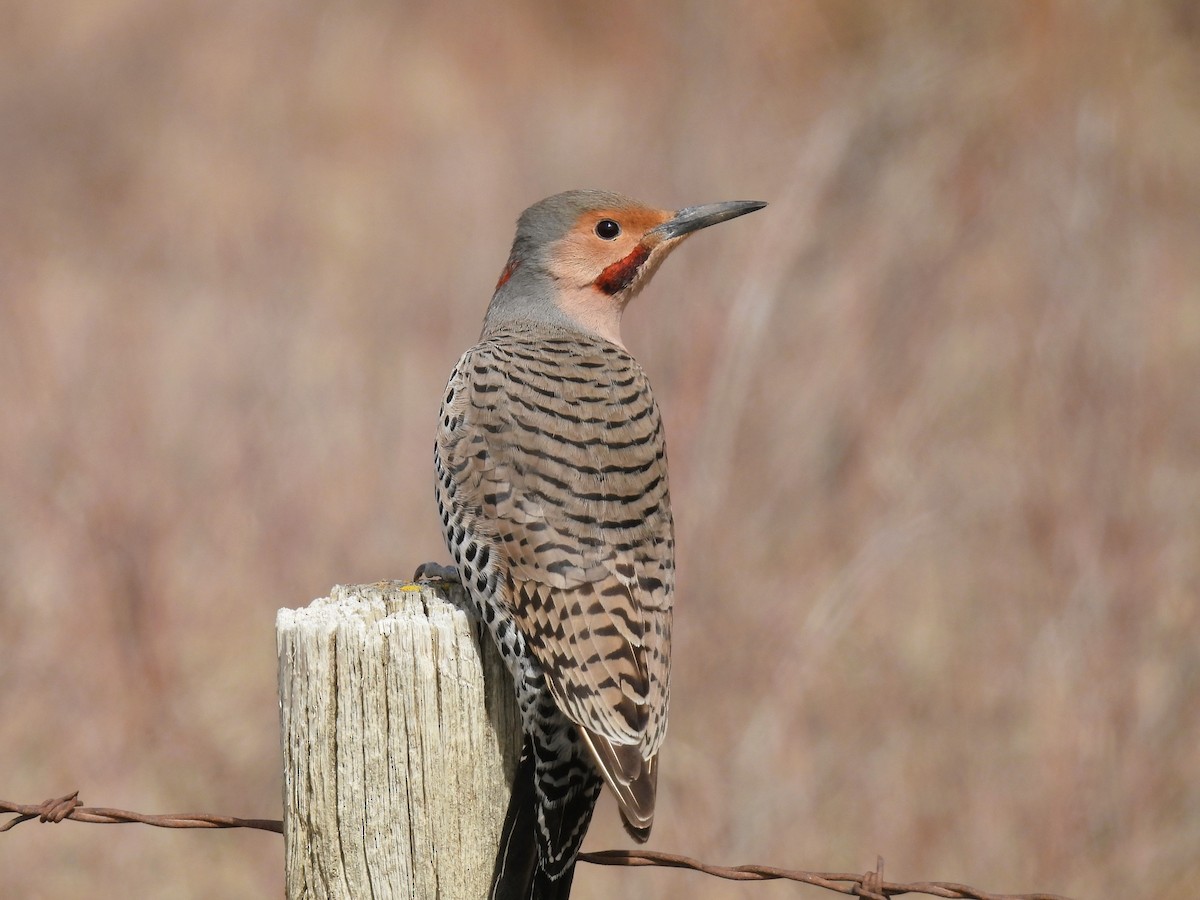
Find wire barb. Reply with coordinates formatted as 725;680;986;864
1;792;1072;899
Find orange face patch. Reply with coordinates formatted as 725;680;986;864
546;205;674;295
583;206;673;240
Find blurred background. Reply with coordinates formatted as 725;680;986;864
2;2;1198;897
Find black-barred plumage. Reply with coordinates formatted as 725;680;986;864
422;190;765;899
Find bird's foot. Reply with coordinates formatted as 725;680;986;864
412;561;462;584
412;562;480;639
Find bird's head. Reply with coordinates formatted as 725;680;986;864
482;190;766;347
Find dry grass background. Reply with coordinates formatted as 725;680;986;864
2;2;1199;898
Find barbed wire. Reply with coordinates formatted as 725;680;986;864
0;792;281;834
577;850;1070;899
1;792;1073;900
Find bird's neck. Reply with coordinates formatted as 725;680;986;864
481;267;629;349
555;285;626;349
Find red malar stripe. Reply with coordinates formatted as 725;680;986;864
495;258;520;291
595;244;651;295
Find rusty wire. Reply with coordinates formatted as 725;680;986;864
0;792;281;834
1;792;1072;899
577;850;1071;899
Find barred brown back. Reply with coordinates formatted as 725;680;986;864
434;327;674;826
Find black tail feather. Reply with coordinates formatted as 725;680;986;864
490;739;539;900
529;865;578;900
490;736;597;900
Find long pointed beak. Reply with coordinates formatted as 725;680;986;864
649;199;767;241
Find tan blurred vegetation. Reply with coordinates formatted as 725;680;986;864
2;1;1199;897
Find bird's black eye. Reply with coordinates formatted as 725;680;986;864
595;219;621;240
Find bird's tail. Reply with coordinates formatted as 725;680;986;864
489;737;599;900
490;740;539;900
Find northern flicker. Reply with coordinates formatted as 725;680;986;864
416;190;765;900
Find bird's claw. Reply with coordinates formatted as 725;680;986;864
412;561;462;584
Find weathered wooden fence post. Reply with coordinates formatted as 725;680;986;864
277;581;521;900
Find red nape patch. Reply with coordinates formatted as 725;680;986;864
495;258;520;291
594;244;651;295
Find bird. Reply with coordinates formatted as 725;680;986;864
416;189;766;899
